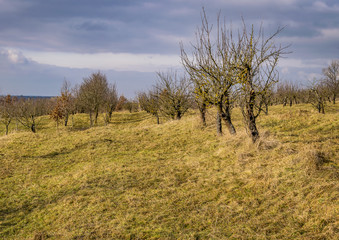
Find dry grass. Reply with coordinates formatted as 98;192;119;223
0;104;338;239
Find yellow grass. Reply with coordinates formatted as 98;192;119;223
0;104;338;239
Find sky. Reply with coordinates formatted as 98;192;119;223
0;0;338;98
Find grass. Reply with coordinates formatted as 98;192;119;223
0;104;338;239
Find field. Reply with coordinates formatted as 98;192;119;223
0;104;338;239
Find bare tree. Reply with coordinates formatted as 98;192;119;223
104;83;119;123
309;80;326;114
77;72;109;127
235;24;289;143
138;89;161;124
60;80;74;126
0;95;14;135
16;98;49;133
322;60;339;104
156;71;191;120
181;9;237;135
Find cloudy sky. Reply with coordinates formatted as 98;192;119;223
0;0;338;97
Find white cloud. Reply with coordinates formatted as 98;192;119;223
312;1;339;12
0;49;28;64
22;50;181;72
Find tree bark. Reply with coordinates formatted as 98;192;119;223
199;102;207;127
95;109;99;124
217;102;236;135
64;113;69;126
89;111;93;127
245;91;259;143
31;123;36;133
216;110;222;136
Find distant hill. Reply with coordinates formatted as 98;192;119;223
0;95;55;99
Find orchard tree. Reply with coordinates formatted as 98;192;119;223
181;9;237;135
156;71;191;120
104;83;119;122
16;98;49;133
60;80;74;126
322;60;339;104
138;89;161;124
0;95;14;135
78;72;109;127
309;80;326;114
235;24;289;143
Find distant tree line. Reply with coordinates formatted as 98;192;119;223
0;71;139;134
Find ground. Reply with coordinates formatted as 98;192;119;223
0;104;338;239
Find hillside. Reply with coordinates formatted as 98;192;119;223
0;104;338;239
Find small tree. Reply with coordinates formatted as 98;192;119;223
138;89;161;124
115;95;128;111
322;60;339;104
60;80;74;126
156;71;191;120
77;72;109;127
50;96;67;129
16;98;48;133
309;80;326;114
0;95;14;135
105;83;119;122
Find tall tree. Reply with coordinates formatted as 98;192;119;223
235;24;289;142
181;9;237;135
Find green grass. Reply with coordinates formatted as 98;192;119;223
0;104;338;239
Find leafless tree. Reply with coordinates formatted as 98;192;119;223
322;60;339;104
235;23;290;143
104;83;119;123
181;9;238;135
60;80;75;126
155;71;191;120
0;95;14;135
308;80;327;114
77;71;109;127
138;88;161;124
16;98;49;133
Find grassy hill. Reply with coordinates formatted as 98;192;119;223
0;104;338;239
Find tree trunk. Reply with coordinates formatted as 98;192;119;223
31;116;36;133
156;114;160;124
31;123;36;133
216;110;222;136
89;111;93;127
333;95;336;105
199;102;207;127
176;110;182;120
64;113;69;126
218;102;236;135
95;109;99;124
5;124;9;135
245;91;259;143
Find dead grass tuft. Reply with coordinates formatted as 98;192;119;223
303;149;328;171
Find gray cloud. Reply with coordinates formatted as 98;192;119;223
0;0;338;96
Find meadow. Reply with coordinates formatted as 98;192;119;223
0;104;338;239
